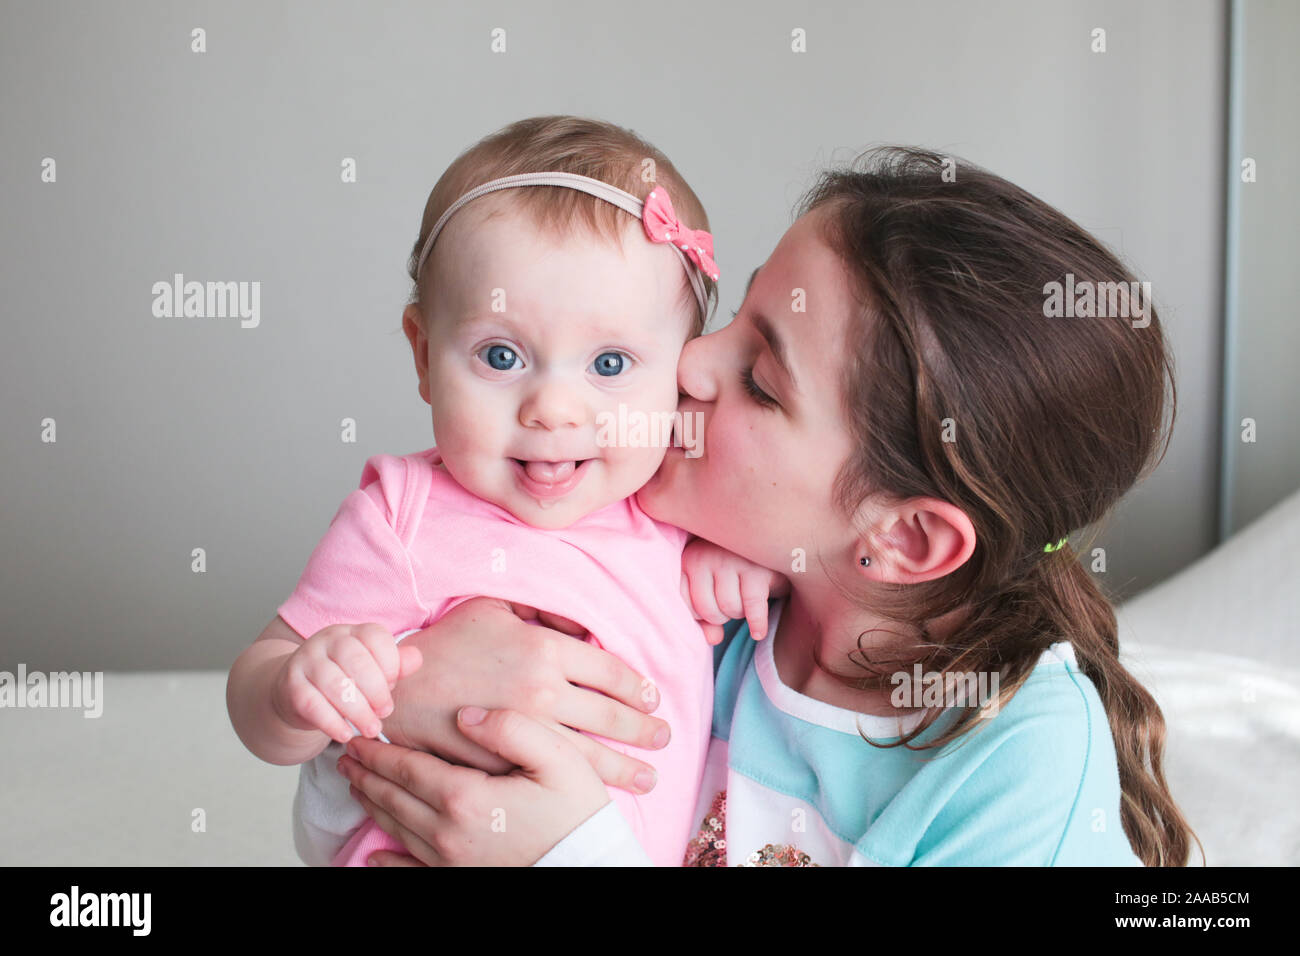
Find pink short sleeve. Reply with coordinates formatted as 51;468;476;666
277;454;429;641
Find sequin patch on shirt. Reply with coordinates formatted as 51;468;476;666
741;844;820;867
681;790;822;867
682;790;728;866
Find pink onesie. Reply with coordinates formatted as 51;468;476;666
277;446;713;867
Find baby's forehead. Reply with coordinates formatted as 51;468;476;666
435;198;695;329
447;287;684;345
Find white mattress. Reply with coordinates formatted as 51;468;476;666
1;671;301;866
2;642;1296;865
1117;641;1300;865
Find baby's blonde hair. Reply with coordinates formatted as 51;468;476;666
406;115;717;336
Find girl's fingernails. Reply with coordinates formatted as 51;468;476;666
652;726;670;748
459;706;487;725
346;740;359;758
634;769;657;793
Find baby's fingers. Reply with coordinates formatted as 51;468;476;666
282;667;360;744
309;656;387;739
351;623;405;686
328;633;398;722
743;590;769;642
709;568;745;622
396;644;423;679
686;566;728;626
700;621;728;646
740;577;771;641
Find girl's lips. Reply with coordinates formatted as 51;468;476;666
510;458;592;500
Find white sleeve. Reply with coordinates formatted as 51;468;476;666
533;801;655;867
292;741;368;866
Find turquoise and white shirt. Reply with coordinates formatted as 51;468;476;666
538;598;1143;866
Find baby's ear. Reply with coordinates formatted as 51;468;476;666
863;497;976;585
402;305;431;405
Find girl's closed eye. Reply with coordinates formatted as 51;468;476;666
740;366;778;408
727;309;779;409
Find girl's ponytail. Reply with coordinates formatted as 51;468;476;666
1037;547;1203;866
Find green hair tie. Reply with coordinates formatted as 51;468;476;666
1044;537;1069;553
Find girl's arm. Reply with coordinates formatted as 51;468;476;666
290;597;671;865
377;597;671;793
532;802;652;867
338;706;652;866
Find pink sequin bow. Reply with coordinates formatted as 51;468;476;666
642;187;720;281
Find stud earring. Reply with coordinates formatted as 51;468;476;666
859;556;871;567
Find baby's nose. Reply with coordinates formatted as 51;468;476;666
519;379;587;430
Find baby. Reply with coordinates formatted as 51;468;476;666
227;116;727;866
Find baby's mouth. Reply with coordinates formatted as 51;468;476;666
510;458;595;506
513;459;582;484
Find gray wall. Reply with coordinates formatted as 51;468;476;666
1223;0;1300;533
2;0;1230;670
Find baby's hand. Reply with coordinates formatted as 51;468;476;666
681;540;791;646
271;623;423;744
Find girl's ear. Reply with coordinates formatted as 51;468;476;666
402;305;432;406
862;497;976;585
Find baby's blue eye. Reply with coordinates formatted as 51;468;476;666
481;344;520;371
591;351;626;377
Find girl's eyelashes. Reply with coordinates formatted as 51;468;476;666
477;342;522;371
730;309;779;408
740;366;778;408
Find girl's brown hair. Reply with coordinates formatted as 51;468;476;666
800;146;1200;867
406;115;717;335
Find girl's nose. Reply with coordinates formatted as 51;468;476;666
676;330;720;404
519;378;588;431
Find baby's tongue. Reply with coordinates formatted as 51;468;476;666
523;460;575;484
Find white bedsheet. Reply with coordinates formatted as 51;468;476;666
1;644;1295;865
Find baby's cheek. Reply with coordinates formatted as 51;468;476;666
657;362;686;411
603;438;668;484
428;412;478;460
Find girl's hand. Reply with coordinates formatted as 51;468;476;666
681;540;791;645
338;706;610;866
380;597;669;796
271;623;424;743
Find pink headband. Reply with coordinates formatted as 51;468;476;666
413;171;719;317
